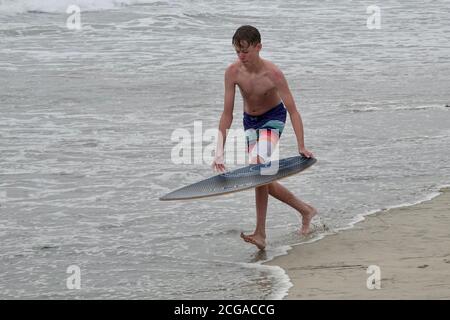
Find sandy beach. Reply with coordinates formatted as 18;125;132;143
266;187;450;299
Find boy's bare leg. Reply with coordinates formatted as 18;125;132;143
241;155;268;250
268;181;317;235
240;184;268;250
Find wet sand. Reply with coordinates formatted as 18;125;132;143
266;187;450;299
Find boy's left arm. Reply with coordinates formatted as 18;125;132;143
273;69;313;158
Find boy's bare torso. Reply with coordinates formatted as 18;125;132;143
229;59;282;116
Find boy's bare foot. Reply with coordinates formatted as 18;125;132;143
300;206;317;235
240;232;266;250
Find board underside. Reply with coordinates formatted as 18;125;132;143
159;156;316;201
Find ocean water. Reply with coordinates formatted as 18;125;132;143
0;0;449;299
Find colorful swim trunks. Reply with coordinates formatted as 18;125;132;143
243;101;287;163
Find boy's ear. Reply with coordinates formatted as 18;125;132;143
256;43;262;51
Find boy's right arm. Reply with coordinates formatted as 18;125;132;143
212;66;236;172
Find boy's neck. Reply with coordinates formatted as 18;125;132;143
243;56;264;73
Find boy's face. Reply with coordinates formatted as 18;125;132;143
234;41;261;64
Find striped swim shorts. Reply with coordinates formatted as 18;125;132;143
243;101;287;163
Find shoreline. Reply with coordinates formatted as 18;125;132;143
265;186;450;299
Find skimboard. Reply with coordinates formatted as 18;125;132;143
159;155;316;201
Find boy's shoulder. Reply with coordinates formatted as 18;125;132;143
225;61;240;72
261;59;285;82
224;61;241;80
225;59;281;72
263;59;282;74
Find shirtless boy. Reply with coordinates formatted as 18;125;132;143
212;25;317;250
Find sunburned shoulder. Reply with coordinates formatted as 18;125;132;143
224;62;241;79
226;61;242;72
262;60;285;82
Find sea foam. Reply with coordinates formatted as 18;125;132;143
0;0;162;14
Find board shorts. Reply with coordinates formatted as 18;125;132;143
243;101;287;163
